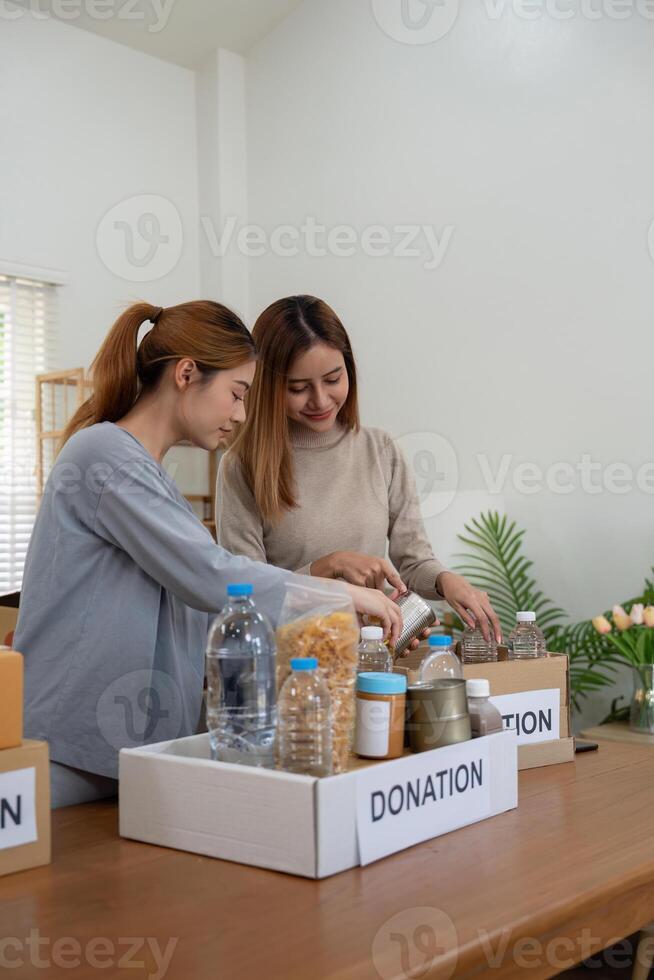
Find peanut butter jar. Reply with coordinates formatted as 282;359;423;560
355;672;407;760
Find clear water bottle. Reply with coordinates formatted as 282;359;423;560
277;658;333;777
461;625;498;664
205;583;277;767
419;635;463;684
358;626;392;673
508;611;546;660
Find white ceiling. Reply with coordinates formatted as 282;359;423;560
19;0;303;67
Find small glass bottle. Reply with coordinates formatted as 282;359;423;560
419;634;463;684
461;625;498;664
466;678;503;737
358;626;392;674
508;611;546;660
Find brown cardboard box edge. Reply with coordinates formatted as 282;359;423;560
519;737;575;770
0;740;51;877
0;649;24;750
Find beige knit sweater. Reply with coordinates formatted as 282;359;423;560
216;422;447;600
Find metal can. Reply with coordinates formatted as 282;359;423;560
393;591;437;656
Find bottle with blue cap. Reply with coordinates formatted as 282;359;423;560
205;584;277;767
276;658;333;777
419;634;463;684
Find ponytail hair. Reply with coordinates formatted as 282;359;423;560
60;300;255;448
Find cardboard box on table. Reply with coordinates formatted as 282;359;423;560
0;639;51;877
0;592;19;648
0;742;51;876
0;649;24;750
394;646;574;770
119;729;518;879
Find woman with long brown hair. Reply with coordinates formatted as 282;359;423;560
14;300;401;808
218;295;501;641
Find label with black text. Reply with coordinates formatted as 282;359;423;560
0;768;37;850
489;688;560;745
355;738;492;865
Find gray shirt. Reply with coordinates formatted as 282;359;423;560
14;422;293;778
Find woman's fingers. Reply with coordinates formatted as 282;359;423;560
381;561;406;594
451;600;476;632
384;595;403;648
480;596;503;644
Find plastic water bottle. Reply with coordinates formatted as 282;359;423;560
205;583;277;767
419;635;463;683
461;626;498;664
508;611;546;660
358;626;392;673
277;658;333;777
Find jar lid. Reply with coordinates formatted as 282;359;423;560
357;672;407;695
516;611;535;622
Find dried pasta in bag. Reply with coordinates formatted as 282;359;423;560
276;581;359;774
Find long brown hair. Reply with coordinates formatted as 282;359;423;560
229;295;359;523
61;300;256;447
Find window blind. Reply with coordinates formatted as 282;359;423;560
0;275;57;593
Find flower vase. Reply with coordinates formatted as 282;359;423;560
629;665;654;734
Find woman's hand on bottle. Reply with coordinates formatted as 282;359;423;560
436;571;502;643
345;585;403;648
310;551;406;593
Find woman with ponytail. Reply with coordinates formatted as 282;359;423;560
14;301;402;808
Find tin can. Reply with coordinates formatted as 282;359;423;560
406;678;471;752
393;591;437;656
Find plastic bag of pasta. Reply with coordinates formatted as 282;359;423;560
276;580;359;774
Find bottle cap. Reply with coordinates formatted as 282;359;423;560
227;583;253;597
466;678;490;698
290;657;317;671
516;611;536;623
361;626;384;641
428;634;453;647
357;672;407;695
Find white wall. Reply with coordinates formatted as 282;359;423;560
246;0;654;727
0;12;200;369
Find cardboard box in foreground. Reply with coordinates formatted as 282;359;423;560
120;729;518;879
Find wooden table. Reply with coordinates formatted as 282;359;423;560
1;742;654;979
580;721;654;746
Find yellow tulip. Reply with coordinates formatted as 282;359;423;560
592;615;611;635
612;605;632;632
644;606;654;628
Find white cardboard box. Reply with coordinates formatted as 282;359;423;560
119;730;518;879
